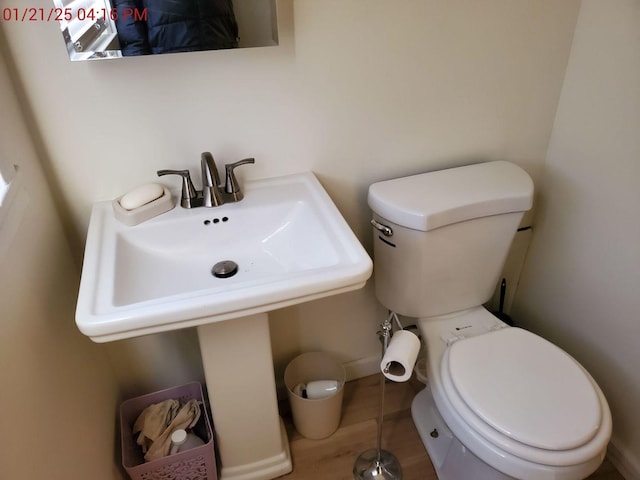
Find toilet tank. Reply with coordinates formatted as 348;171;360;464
368;161;533;318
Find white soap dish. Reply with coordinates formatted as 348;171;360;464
112;186;175;226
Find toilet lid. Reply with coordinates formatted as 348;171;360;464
446;328;602;450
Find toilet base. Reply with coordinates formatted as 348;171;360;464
411;385;515;480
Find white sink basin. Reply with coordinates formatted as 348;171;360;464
76;172;373;342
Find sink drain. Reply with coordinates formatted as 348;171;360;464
212;260;238;278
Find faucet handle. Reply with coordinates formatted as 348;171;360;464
157;169;198;208
224;158;255;201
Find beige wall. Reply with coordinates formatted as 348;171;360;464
513;1;640;477
0;39;122;479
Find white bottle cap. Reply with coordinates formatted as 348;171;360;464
171;429;188;446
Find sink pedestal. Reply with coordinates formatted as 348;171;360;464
197;313;292;480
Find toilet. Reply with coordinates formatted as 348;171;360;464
368;161;612;480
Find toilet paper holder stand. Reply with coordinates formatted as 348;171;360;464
352;311;406;480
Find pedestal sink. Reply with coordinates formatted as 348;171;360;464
76;172;373;480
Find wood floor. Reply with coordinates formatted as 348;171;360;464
279;375;624;480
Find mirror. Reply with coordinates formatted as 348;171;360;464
52;0;278;61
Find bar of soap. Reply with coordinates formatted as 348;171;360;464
113;186;174;226
119;183;165;211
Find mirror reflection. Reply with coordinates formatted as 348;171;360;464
52;0;278;61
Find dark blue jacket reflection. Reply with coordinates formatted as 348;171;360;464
113;0;239;56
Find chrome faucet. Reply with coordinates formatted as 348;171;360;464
201;152;224;207
157;153;255;208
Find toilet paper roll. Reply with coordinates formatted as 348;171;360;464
380;330;421;382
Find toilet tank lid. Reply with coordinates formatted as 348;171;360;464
368;161;534;232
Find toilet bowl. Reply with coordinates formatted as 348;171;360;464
368;161;612;479
413;307;611;480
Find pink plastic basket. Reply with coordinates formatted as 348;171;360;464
120;382;217;480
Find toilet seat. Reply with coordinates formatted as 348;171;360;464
438;326;611;466
448;327;601;449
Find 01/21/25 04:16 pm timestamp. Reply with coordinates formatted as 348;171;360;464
1;6;147;22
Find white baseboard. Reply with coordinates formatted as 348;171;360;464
608;438;640;480
342;354;381;381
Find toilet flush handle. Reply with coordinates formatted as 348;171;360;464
371;219;393;237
